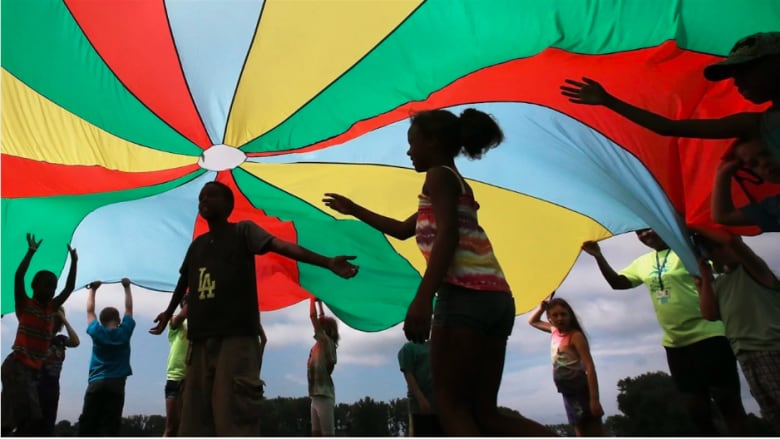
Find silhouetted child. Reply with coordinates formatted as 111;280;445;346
78;278;135;436
561;32;780;230
397;340;443;436
529;297;604;436
163;296;188;437
37;307;81;437
308;298;339;437
1;233;77;436
694;230;780;434
148;181;358;436
323;108;553;436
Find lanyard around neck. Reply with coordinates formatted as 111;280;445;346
655;249;671;291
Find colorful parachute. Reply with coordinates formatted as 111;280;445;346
3;0;779;331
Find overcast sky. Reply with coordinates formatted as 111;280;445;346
2;233;777;426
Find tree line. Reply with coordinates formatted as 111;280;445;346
52;371;776;436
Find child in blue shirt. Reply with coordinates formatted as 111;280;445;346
78;278;135;436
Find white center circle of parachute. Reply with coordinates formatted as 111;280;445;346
198;144;247;171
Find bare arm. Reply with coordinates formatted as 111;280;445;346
571;331;604;418
727;237;779;289
309;298;321;332
86;281;100;325
323;193;417;240
266;238;357;279
528;301;552;333
61;310;80;347
694;259;721;321
15;233;45;316
582;241;633;289
150;275;187;335
52;245;78;309
711;159;751;226
561;77;761;138
121;278;133;317
403;371;432;414
170;303;188;330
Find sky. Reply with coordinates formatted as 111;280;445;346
2;233;778;427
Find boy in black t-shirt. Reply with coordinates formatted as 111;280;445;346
149;180;359;436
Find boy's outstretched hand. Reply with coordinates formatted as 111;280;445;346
121;278;131;288
560;77;610;105
328;256;359;279
87;280;102;291
149;311;170;335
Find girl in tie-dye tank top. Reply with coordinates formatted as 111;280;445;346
323;108;553;436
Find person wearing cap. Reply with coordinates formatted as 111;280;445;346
559;32;780;230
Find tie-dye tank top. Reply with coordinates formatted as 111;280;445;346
415;166;511;293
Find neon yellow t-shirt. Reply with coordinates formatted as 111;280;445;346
166;320;188;381
619;249;724;348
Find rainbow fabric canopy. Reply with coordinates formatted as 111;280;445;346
3;0;779;331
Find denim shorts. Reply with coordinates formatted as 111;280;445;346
432;283;515;339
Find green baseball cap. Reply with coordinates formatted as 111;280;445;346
704;32;780;81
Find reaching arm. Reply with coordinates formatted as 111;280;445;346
15;234;40;316
711;159;751;226
694;259;721;321
170;303;188;330
560;77;761;138
727;237;779;289
309;298;321;332
51;245;78;309
528;301;552;333
323;193;417;240
61;310;80;348
86;281;100;325
581;241;633;289
267;238;358;279
150;275;187;334
121;278;133;317
570;332;604;418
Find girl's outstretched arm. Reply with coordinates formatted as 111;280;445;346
323;193;417;240
561;77;761;139
528;301;552;333
571;331;604;418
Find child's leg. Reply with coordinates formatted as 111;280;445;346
163;380;182;437
104;378;127;436
310;397;323;436
78;381;105;436
738;351;780;434
212;336;263;436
